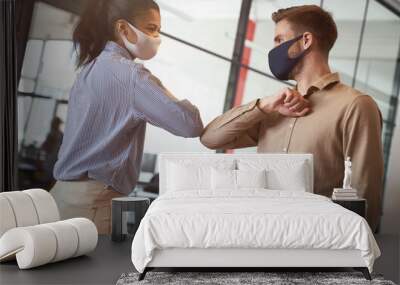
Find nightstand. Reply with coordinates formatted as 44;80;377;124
332;198;366;218
111;197;150;242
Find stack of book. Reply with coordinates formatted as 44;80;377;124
332;188;358;200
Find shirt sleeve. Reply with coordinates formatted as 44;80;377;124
132;65;204;138
200;99;267;150
343;95;384;231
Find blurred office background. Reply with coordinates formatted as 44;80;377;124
15;0;400;233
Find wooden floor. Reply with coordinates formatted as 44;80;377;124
0;235;398;285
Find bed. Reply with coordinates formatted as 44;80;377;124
131;153;380;281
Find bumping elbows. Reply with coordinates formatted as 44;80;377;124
177;122;204;139
200;130;220;149
187;124;204;138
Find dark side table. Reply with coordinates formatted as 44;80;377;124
111;197;150;242
332;198;366;218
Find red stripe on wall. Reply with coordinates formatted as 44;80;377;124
227;19;256;154
233;19;256;107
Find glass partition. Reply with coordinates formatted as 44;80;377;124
16;0;400;192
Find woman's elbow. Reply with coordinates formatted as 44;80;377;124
178;122;204;138
180;111;204;138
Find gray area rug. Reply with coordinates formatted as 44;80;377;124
116;272;396;285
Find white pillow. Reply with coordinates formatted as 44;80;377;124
211;169;236;190
236;169;267;189
166;160;235;192
238;159;310;192
167;163;210;191
267;165;307;191
211;169;267;190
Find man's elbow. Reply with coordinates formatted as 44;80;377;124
200;130;220;149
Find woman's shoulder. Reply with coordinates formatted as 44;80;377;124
97;52;138;70
91;53;147;82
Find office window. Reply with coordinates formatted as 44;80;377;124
16;0;399;191
17;2;78;190
352;1;400;168
160;0;242;58
324;0;368;86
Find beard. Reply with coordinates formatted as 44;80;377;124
288;56;305;80
287;42;305;80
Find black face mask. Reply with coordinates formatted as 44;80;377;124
268;35;306;81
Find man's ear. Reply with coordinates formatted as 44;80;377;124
302;32;313;50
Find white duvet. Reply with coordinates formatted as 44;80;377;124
131;190;380;273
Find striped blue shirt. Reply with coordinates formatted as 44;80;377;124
53;41;204;194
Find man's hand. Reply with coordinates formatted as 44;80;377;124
258;88;311;117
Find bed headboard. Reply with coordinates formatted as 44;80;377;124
158;153;314;195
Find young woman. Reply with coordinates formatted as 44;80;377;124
51;0;203;234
